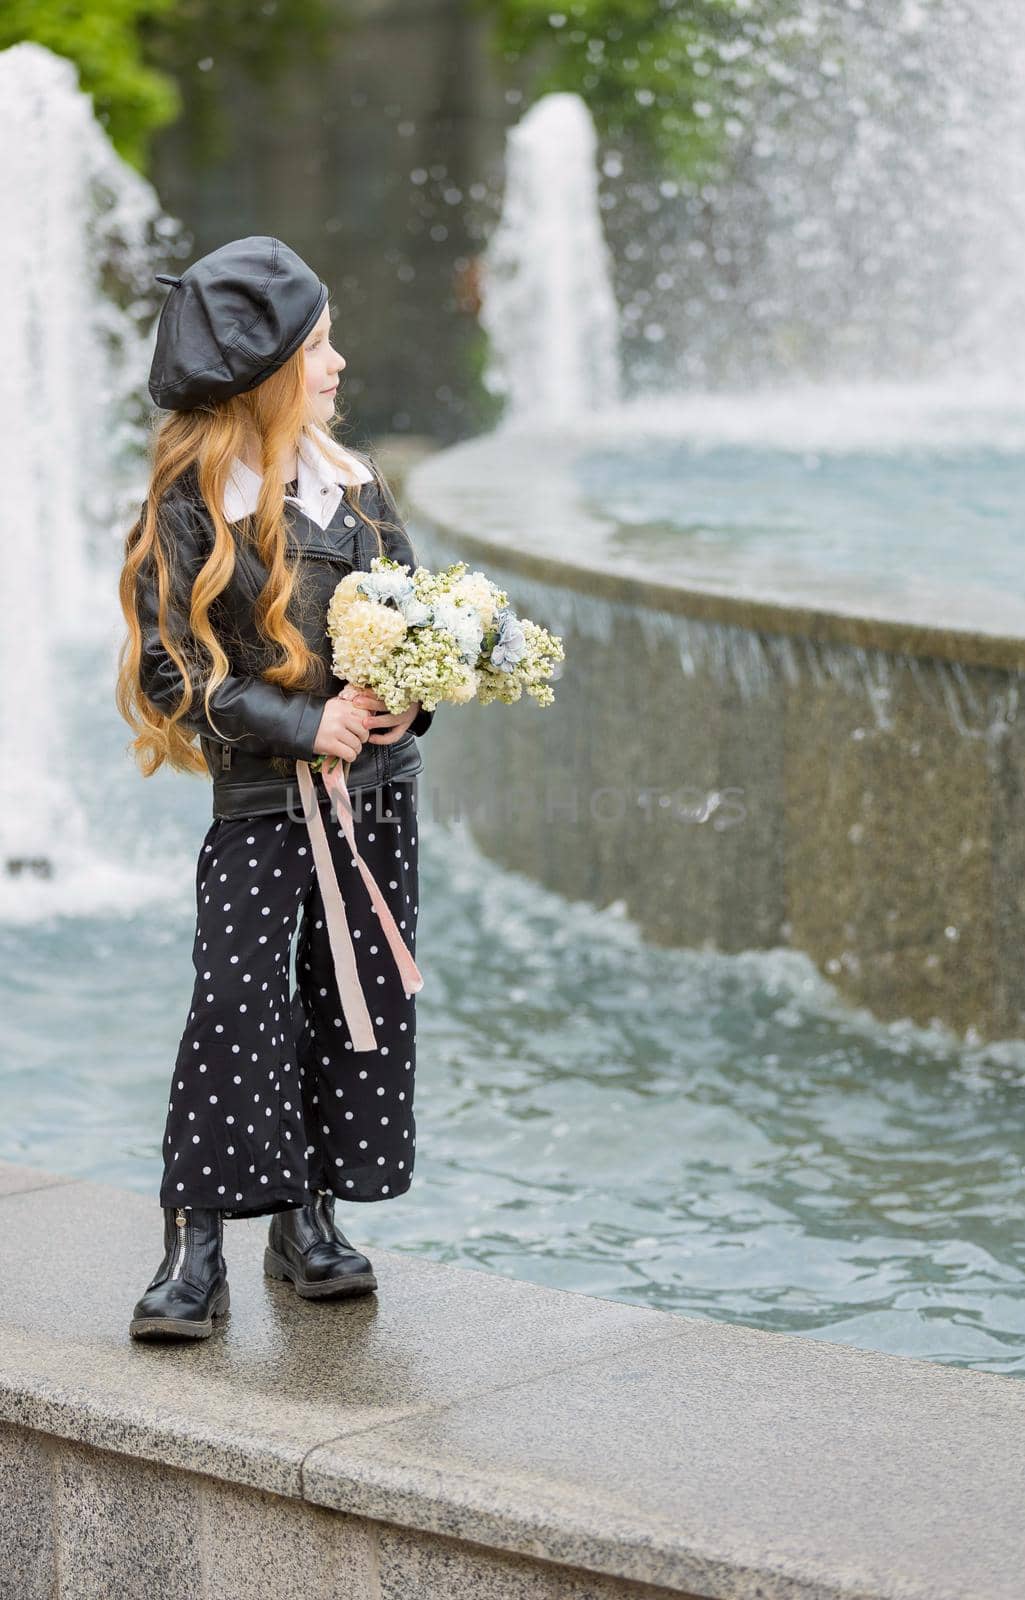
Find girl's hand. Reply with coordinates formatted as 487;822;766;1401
312;691;372;763
347;684;421;746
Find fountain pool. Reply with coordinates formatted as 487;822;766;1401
3;637;1025;1376
2;31;1024;1387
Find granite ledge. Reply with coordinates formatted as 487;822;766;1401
1;1159;1022;1600
404;433;1025;673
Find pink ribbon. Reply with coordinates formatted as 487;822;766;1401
295;757;424;1052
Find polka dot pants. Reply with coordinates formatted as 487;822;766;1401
159;779;419;1219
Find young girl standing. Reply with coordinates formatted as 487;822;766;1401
116;235;434;1341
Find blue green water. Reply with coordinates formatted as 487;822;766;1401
578;435;1025;597
2;630;1025;1376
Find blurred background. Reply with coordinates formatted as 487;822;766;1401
3;0;1025;1375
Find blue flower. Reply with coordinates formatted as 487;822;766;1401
491;609;527;671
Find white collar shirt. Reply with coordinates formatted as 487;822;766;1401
223;429;374;531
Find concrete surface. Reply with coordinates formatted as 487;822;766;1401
0;1159;1023;1598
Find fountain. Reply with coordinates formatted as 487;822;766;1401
0;42;179;898
406;22;1025;1042
478;92;621;424
0;14;1022;1385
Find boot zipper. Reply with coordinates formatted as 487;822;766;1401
313;1190;334;1242
171;1208;188;1279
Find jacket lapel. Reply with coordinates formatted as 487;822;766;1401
284;491;363;561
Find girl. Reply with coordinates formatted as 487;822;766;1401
116;235;434;1341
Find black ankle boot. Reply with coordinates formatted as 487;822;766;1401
264;1188;377;1299
129;1205;230;1340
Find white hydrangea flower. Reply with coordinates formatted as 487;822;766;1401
357;568;416;608
398;595;433;627
452;572;499;629
431;598;484;664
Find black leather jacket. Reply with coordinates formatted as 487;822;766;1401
135;458;434;819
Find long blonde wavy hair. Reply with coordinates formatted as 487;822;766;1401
116;344;414;779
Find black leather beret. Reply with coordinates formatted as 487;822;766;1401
148;235;328;411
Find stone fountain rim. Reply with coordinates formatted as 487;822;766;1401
403;431;1025;675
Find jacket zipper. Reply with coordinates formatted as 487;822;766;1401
295;547;354;563
171;1207;188;1278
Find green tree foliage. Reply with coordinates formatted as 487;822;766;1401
0;0;181;172
0;0;338;174
472;0;804;181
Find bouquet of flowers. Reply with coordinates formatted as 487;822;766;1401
296;556;563;1052
310;556;564;776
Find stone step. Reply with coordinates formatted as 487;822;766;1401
0;1158;1021;1599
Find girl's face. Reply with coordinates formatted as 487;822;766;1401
303;301;345;423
